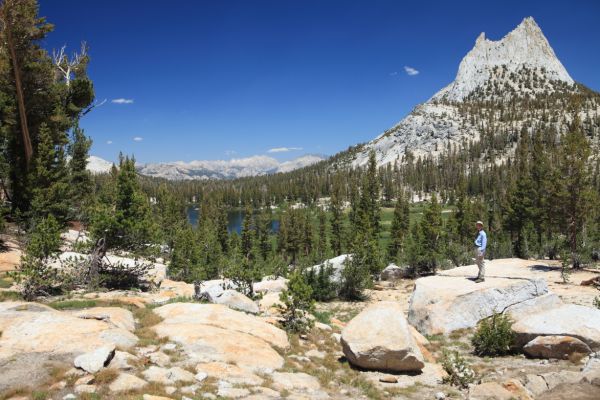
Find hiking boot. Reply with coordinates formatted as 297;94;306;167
475;277;485;283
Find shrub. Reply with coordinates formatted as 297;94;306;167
278;270;315;333
58;251;153;291
471;312;515;356
304;262;338;301
593;296;600;310
339;255;370;301
560;249;572;283
96;259;153;290
441;350;477;388
223;255;261;297
12;216;68;300
49;299;98;310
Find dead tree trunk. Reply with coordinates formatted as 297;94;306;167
1;1;33;166
88;237;106;287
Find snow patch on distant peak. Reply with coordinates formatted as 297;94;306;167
86;155;113;174
277;154;326;173
433;17;573;101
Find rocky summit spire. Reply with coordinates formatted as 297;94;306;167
433;17;574;101
348;17;596;169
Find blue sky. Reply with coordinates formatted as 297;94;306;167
39;0;600;163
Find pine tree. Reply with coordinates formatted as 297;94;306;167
170;226;202;282
407;194;443;275
68;124;92;222
156;184;183;251
505;130;535;258
278;270;315;333
197;217;222;279
555;117;594;266
348;177;360;231
13;214;64;300
530;130;551;252
388;190;410;261
278;208;303;265
330;183;345;256
316;209;329;261
29;123;70;224
340;222;374;300
364;150;380;233
0;0;94;218
257;205;272;260
348;153;382;275
302;210;313;259
216;204;230;254
340;184;379;299
90;155;157;252
421;194;443;272
240;205;255;260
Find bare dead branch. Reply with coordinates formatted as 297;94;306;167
52;42;88;86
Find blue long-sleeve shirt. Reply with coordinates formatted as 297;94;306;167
475;230;487;252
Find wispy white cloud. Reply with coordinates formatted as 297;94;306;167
404;66;419;76
106;140;113;145
267;147;303;153
112;98;134;104
225;150;237;156
133;136;143;142
389;71;398;77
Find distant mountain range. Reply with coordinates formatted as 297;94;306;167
89;17;599;180
86;154;326;180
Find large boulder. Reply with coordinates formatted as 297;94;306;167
512;304;600;350
74;344;116;373
208;289;259;314
308;254;351;284
380;264;410;281
152;303;288;371
523;335;591;359
0;302;137;360
0;302;137;393
71;307;136;332
156;279;195;299
253;276;288;294
109;373;148;392
408;259;549;336
468;382;517;400
142;366;195;385
506;293;563;320
581;357;600;386
0;238;22;273
341;301;425;372
61;229;91;247
258;292;283;314
196;362;264;385
271;372;327;398
469;380;533;400
194;278;238;300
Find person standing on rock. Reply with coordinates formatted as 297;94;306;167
474;221;487;283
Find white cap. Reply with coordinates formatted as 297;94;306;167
476;221;484;226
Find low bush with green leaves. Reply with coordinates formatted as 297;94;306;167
441;350;477;388
471;312;515;356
